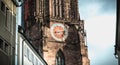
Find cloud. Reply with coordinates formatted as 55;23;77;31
84;8;117;65
99;0;116;14
78;0;116;19
78;0;117;65
79;0;102;19
85;14;116;44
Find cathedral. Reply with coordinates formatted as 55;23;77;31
22;0;90;65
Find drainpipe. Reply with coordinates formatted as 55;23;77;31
15;7;20;65
15;0;23;65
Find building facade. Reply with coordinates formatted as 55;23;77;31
0;0;21;65
23;0;90;65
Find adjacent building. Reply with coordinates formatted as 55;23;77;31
17;26;47;65
115;0;120;65
0;0;21;65
22;0;90;65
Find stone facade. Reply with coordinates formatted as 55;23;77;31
79;20;90;65
23;0;90;65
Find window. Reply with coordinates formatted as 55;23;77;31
0;39;3;50
59;0;63;18
31;54;34;64
53;0;63;18
38;61;42;65
29;51;32;61
33;57;36;65
12;48;15;64
0;1;13;32
6;7;12;31
53;0;56;17
26;48;29;59
24;45;27;56
1;1;5;13
4;43;9;54
5;7;9;27
56;50;65;65
36;59;38;65
0;38;10;54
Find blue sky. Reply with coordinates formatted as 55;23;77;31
78;0;118;65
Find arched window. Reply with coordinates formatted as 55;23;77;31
56;49;65;65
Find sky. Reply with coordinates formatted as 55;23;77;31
78;0;118;65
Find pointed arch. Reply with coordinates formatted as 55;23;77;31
56;49;65;65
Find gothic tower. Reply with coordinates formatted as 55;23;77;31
23;0;89;65
42;0;82;65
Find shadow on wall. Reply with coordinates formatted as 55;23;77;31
63;25;82;65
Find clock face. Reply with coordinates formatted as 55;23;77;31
50;23;68;41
